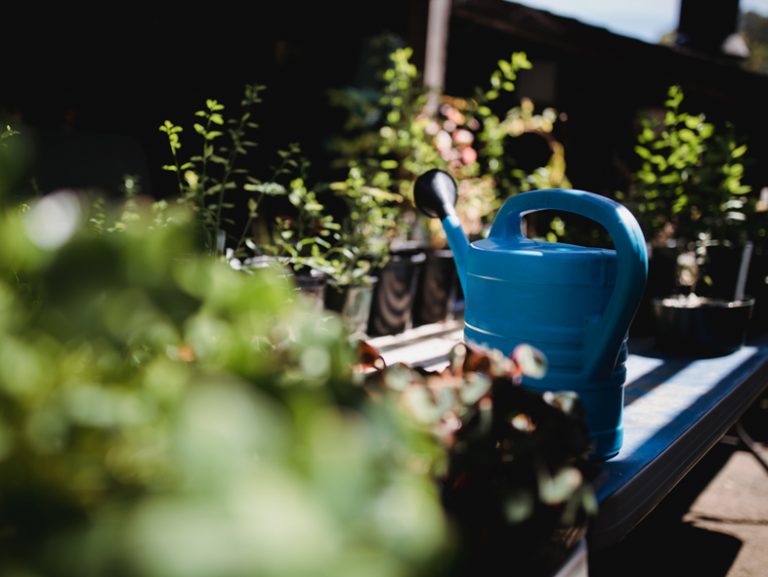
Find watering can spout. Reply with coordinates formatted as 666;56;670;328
413;170;470;293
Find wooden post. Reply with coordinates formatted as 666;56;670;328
424;0;452;117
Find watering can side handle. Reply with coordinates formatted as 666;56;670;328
490;189;648;380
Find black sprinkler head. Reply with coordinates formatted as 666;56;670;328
413;169;458;220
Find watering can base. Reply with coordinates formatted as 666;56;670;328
591;428;623;461
466;330;626;460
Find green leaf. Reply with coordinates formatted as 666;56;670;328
732;144;747;159
539;467;583;505
206;99;225;112
512;344;547;379
672;194;688;214
634;145;651;160
511;52;532;70
504;490;534;523
244;182;286;195
460;373;491;404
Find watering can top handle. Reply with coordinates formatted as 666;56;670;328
490;188;648;380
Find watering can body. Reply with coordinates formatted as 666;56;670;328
414;170;648;459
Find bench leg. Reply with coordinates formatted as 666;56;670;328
734;421;768;474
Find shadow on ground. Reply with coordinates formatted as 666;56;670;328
589;443;742;576
590;390;768;577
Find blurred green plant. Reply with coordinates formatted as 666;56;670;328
0;124;28;201
0;124;18;147
90;174;174;235
0;197;449;577
364;341;595;577
626;85;752;246
0;179;595;576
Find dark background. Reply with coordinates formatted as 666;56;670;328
0;2;427;196
2;1;767;199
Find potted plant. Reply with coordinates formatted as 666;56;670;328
323;165;401;336
625;85;755;355
331;46;571;331
746;191;768;335
158;85;340;309
329;45;435;336
362;341;596;577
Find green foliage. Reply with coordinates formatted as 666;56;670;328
325;165;402;287
331;45;570;251
0;198;449;576
262;148;341;274
331;46;441;235
159;86;265;255
159;86;339;273
627;85;752;244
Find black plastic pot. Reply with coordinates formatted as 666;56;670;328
367;248;426;337
653;296;755;357
695;241;752;301
325;283;375;337
746;243;768;336
412;249;459;326
631;242;680;336
294;268;327;312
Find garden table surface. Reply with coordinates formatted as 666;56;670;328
369;321;768;553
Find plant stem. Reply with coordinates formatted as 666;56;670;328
235;194;263;254
214;115;249;248
199;112;217;254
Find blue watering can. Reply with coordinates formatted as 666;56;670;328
414;170;648;459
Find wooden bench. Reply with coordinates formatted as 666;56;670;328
590;336;768;549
